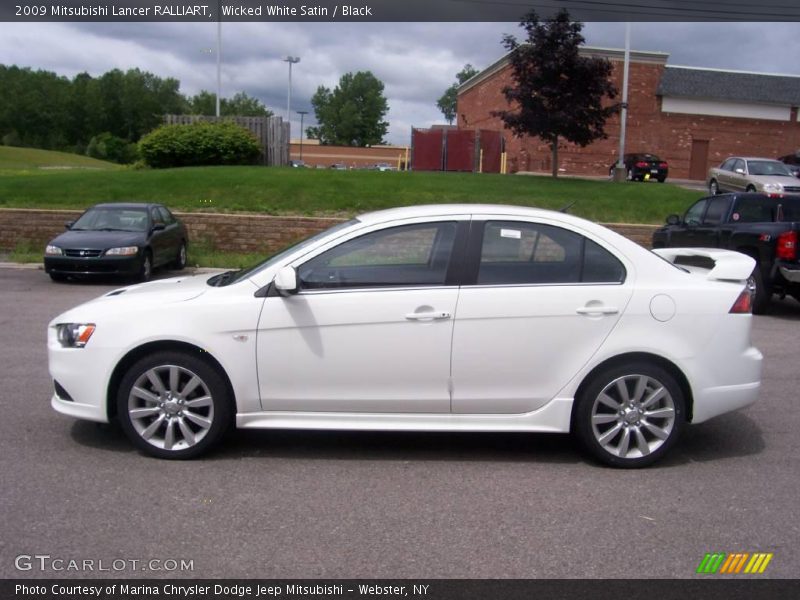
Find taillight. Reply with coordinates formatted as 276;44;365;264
659;162;668;168
635;161;648;168
730;290;752;314
776;230;797;260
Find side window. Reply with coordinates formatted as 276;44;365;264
158;206;175;225
151;208;165;226
720;158;736;171
702;197;731;225
298;222;457;289
683;199;708;226
733;159;746;173
477;221;624;285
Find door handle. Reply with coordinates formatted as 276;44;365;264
576;306;619;316
405;311;452;321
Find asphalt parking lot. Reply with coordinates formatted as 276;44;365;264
1;266;799;579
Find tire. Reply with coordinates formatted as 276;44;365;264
139;250;153;282
116;351;232;459
747;264;770;315
709;179;719;195
657;177;666;183
746;185;757;193
573;362;685;468
172;241;187;270
626;169;635;182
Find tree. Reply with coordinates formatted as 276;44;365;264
493;9;619;177
188;90;272;117
437;64;479;125
307;71;389;146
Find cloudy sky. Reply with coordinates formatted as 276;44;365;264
1;21;798;144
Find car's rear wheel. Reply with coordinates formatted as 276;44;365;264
117;351;232;459
573;362;684;468
709;179;719;195
747;265;770;315
172;241;187;270
626;169;635;182
746;185;757;193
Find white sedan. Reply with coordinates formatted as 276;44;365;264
48;205;762;467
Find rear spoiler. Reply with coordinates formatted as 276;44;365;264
652;248;755;282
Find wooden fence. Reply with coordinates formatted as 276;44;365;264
164;114;289;166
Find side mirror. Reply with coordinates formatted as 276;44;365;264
65;221;74;230
735;168;745;175
274;266;299;296
666;214;680;226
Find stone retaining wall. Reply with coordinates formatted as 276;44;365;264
0;208;658;255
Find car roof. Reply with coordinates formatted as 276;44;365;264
92;202;159;210
727;157;784;162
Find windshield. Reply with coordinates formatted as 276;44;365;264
747;160;794;177
72;207;148;232
212;218;359;286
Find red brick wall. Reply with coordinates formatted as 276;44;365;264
0;208;659;256
289;143;408;169
457;60;800;179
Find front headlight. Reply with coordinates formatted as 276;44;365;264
56;323;96;348
45;245;63;256
105;246;139;256
762;182;783;193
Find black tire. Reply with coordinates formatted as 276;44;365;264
172;241;187;270
627;169;635;182
746;185;757;193
116;351;233;459
657;177;666;183
573;362;685;468
748;264;770;315
709;179;719;195
139;250;153;282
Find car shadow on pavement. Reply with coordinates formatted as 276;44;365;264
662;412;765;466
69;420;134;454
763;297;800;321
215;430;583;465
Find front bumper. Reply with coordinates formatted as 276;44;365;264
44;254;141;276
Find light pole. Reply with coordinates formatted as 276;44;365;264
297;110;308;161
216;1;222;117
284;56;300;133
614;22;631;182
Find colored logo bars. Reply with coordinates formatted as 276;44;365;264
697;552;773;574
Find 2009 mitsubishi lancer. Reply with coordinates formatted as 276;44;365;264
48;204;762;467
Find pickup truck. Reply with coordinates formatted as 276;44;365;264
652;192;800;313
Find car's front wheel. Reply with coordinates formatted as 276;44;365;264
139;250;152;282
573;362;685;468
709;179;719;195
117;351;232;459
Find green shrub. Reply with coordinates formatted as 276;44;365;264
138;121;261;168
86;132;139;164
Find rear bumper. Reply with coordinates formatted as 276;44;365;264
691;346;763;423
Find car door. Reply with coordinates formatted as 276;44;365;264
667;197;708;247
148;206;170;265
730;158;748;192
256;218;465;413
450;218;632;414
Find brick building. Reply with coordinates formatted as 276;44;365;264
456;47;800;180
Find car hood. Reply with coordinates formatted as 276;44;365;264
49;274;215;325
49;229;145;249
748;175;797;186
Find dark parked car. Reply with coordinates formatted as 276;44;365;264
652;192;800;313
609;153;669;183
778;153;800;178
44;203;188;282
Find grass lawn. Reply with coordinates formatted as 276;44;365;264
0;146;122;173
0;164;697;224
